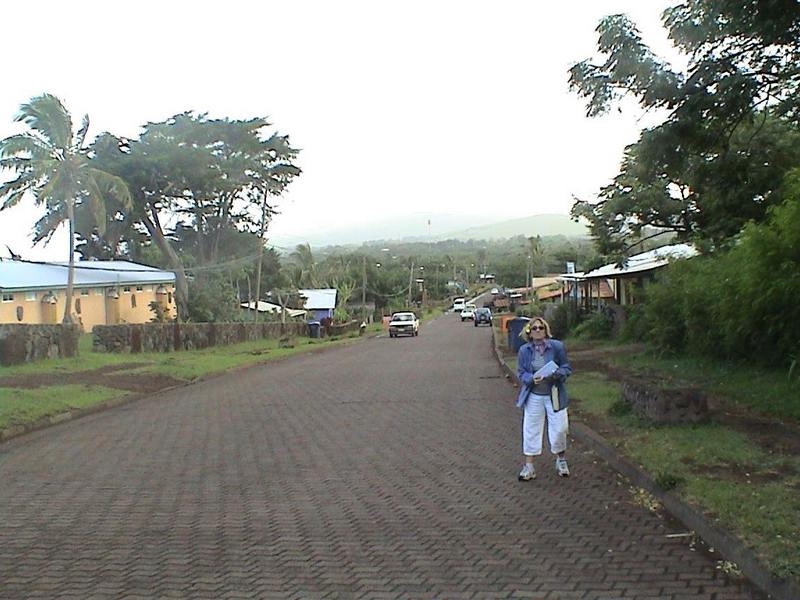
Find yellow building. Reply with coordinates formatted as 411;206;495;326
0;259;176;329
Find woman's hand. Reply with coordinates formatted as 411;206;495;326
533;375;543;385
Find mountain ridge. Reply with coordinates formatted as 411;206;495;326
270;213;588;250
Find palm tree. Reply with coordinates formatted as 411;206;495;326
290;242;317;288
0;93;131;323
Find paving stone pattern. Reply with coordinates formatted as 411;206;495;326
0;316;764;599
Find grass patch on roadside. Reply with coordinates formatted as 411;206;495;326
0;385;122;429
568;371;620;415
685;479;800;580
610;351;800;422
0;331;367;428
122;335;361;380
563;369;800;579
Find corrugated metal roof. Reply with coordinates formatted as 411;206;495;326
0;259;176;291
578;244;698;280
240;301;307;318
298;288;337;310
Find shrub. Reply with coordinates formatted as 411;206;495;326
572;308;614;340
634;168;800;368
148;300;172;323
617;304;647;342
548;302;578;340
187;274;242;323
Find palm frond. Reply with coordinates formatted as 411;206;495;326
0;173;41;209
83;177;108;234
75;114;90;149
15;93;73;151
0;132;51;159
87;168;132;210
32;209;66;245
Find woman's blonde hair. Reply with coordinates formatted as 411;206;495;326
522;317;552;339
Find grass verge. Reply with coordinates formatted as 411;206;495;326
0;385;123;428
570;369;800;580
609;351;800;421
0;328;375;431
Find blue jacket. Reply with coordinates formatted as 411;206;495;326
516;338;572;410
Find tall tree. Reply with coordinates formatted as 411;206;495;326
290;243;318;288
569;1;800;253
0;93;131;322
90;113;300;320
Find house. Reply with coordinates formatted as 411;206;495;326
0;259;177;329
557;244;698;308
298;288;337;321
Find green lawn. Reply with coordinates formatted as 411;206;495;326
569;369;800;580
0;328;375;432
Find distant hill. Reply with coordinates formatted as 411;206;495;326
438;214;588;241
269;212;588;251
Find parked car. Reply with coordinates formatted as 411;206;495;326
460;303;476;321
473;307;492;326
388;312;419;337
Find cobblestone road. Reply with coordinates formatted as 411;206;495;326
0;315;763;599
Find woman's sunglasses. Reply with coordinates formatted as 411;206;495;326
529;325;545;331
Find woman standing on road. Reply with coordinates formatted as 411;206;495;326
515;317;572;481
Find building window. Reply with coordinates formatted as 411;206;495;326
1;293;13;303
25;291;37;301
136;285;144;292
122;286;131;293
80;289;90;296
94;288;104;296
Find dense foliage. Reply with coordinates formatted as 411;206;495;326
569;1;800;255
626;169;800;367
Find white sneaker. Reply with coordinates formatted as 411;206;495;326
518;463;536;481
555;457;570;477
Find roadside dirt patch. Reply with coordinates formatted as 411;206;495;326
0;364;185;394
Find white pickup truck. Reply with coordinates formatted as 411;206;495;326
388;312;420;337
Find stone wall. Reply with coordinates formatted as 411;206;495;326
90;321;364;354
0;324;81;366
621;379;709;424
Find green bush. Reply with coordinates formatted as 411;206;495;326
636;168;800;368
617;304;647;342
572;308;614;340
187;274;243;323
548;302;578;340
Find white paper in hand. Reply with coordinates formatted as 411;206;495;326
533;360;559;380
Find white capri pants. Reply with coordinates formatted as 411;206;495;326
522;393;569;456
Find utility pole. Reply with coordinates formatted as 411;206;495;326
361;255;367;323
407;261;414;307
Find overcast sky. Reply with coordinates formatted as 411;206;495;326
0;1;680;260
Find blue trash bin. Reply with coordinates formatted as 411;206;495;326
507;317;531;354
307;321;321;338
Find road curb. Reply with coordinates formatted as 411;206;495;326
491;331;800;600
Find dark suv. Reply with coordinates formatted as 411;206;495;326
473;307;492;326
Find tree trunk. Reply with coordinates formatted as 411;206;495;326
62;199;75;324
253;198;270;323
142;208;189;322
